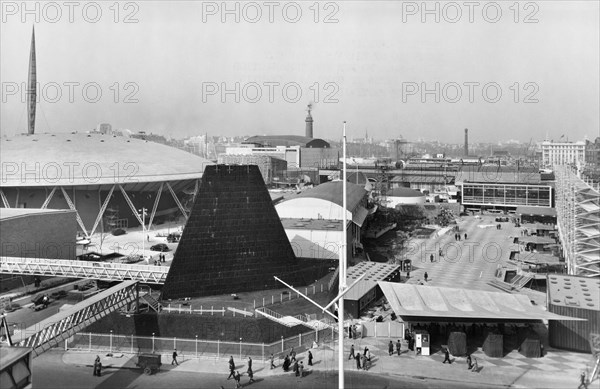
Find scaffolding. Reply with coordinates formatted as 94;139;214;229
554;165;600;277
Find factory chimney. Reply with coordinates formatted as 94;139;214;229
27;26;37;135
305;103;313;138
464;128;469;156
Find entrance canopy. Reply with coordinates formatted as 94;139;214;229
378;282;585;321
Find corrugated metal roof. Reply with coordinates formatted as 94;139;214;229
378;281;586;320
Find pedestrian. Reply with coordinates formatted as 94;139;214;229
348;344;355;360
388;340;394;356
355;352;361;370
464;233;467;240
298;361;304;378
308;350;313;366
171;349;179;365
443;347;452;364
458;234;461;241
270;353;276;369
234;371;241;388
290;348;296;362
579;371;588;389
424;272;428;282
471;357;478;373
93;355;101;376
430;254;434;263
247;357;252;374
293;360;299;376
248;367;255;384
282;355;290;371
396;339;401;356
228;356;236;379
407;271;410;279
439;248;443;257
147;234;150;242
466;354;473;369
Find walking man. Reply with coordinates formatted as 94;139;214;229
348;344;355;360
464;233;467;240
466;354;473;369
298;361;304;378
248;368;255;384
227;356;236;379
430;254;434;263
171;349;179;365
424;272;428;282
93;355;101;376
388;340;394;356
396;339;401;356
247;357;252;374
290;348;296;363
308;350;313;366
355;352;361;370
270;353;276;369
443;347;452;364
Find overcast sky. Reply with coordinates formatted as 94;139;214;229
1;1;598;143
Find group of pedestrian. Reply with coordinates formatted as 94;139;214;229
154;253;166;266
496;223;502;230
388;340;402;356
454;233;462;241
348;345;372;371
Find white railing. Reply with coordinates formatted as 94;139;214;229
0;256;168;284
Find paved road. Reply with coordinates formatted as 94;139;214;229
32;350;499;389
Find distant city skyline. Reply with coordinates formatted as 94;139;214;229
1;1;598;143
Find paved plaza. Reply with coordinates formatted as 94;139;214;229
402;214;525;291
49;334;592;389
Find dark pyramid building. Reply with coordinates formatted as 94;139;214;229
161;165;309;300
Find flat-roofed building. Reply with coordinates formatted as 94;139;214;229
344;262;400;318
547;274;600;353
541;140;586;167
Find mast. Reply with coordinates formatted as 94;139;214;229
339;121;347;388
27;26;37;135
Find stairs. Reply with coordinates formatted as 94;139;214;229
141;293;161;313
510;273;534;290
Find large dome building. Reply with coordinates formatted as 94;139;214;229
0;132;213;237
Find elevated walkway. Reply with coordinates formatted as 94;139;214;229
0;256;168;284
255;307;337;331
14;280;138;356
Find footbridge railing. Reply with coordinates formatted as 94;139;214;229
0;256;168;284
15;280;139;356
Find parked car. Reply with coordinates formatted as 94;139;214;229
150;243;170;252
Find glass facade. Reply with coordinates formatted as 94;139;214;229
461;183;552;207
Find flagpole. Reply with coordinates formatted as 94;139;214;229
339;121;348;389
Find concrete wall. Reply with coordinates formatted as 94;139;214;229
286;229;343;260
1;210;77;259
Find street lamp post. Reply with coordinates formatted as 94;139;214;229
139;208;147;260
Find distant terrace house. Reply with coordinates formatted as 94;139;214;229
458;170;553;211
275;181;371;260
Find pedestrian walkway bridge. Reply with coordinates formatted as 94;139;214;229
13;280;139;356
255;306;336;331
0;256;168;284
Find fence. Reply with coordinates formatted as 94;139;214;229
66;327;338;363
157;282;332;316
360;321;405;339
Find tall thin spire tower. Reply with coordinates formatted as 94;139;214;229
27;26;37;135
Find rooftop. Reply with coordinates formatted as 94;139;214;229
547;274;600;311
244;135;330;148
1;133;212;188
0;208;75;221
292;181;367;211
